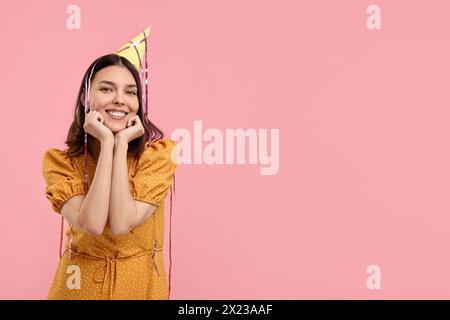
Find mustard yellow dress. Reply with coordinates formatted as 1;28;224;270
41;138;178;300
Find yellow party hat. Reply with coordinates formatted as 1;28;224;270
116;26;151;71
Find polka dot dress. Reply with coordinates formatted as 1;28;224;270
42;139;178;300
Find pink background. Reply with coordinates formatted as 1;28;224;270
2;0;450;299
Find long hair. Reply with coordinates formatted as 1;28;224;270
64;53;164;157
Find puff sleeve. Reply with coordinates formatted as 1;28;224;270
42;148;85;214
133;139;178;207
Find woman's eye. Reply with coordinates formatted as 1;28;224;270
100;88;136;95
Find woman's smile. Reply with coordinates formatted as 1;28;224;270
106;111;127;121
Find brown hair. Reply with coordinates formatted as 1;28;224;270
64;53;164;157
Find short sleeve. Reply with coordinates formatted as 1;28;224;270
133;139;178;207
42;148;85;214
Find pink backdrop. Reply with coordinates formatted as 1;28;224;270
2;0;450;299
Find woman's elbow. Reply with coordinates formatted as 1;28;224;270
109;223;130;236
76;215;104;236
84;226;104;236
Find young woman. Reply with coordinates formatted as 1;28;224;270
42;54;178;299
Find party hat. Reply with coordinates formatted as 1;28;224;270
116;26;151;71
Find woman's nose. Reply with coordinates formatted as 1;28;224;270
113;92;126;104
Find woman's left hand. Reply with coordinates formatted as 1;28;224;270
115;115;145;145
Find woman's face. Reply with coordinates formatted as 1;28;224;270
85;65;139;134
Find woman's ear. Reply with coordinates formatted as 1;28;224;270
80;91;93;111
80;91;85;106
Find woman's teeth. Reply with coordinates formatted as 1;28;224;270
107;111;127;119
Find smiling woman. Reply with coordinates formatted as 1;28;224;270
42;40;179;299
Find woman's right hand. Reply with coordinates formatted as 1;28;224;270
83;110;114;143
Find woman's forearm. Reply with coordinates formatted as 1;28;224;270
77;138;114;235
108;138;138;236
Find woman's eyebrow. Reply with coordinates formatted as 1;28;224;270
98;80;137;88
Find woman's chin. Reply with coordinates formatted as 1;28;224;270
105;122;126;132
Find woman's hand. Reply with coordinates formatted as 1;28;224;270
115;115;145;145
83;110;114;143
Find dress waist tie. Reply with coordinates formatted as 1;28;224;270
63;243;162;300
